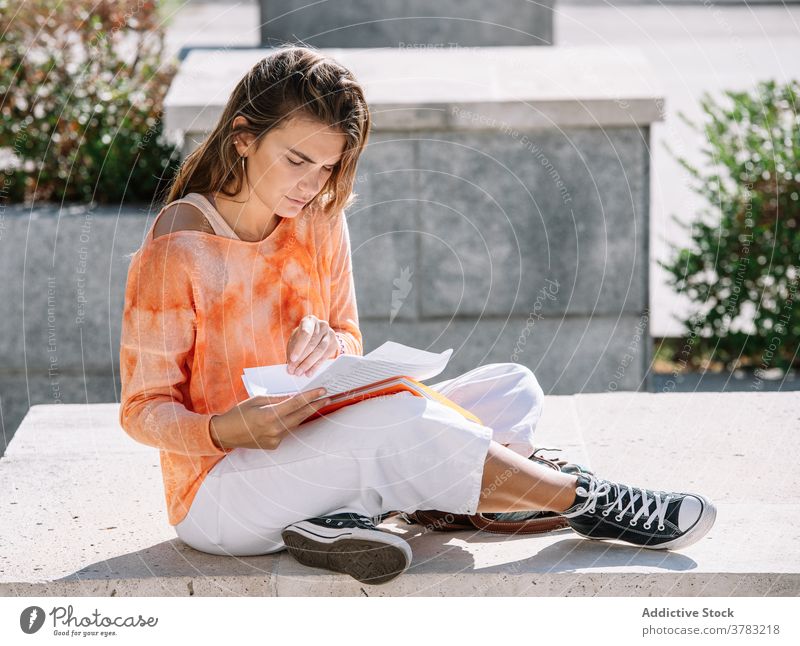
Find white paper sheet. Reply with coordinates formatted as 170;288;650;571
241;341;453;398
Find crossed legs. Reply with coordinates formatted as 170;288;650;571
476;440;579;514
426;363;580;515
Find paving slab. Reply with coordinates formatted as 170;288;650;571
1;393;797;596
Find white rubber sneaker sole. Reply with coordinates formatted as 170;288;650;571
281;521;412;585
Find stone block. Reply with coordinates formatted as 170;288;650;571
0;204;149;373
259;0;555;48
3;394;798;595
347;134;418;320
415;127;649;317
361;314;651;395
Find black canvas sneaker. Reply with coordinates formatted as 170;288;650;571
281;512;412;585
561;473;717;550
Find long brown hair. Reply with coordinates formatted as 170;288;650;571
164;45;371;219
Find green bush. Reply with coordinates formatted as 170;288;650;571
0;0;181;204
660;79;799;372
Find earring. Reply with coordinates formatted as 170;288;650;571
241;156;245;172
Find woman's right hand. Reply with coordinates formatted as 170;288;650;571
209;387;332;450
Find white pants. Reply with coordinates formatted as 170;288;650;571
175;362;545;556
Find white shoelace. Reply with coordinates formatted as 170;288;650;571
562;476;673;531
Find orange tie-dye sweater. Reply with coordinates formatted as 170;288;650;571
118;197;362;526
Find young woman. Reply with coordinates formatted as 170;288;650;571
119;46;717;586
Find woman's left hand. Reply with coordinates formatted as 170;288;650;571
286;315;338;377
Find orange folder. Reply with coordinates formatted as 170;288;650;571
301;375;483;426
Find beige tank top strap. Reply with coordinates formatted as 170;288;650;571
178;193;240;240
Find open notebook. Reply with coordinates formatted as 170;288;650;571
241;341;482;425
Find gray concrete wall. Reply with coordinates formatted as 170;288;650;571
0;122;651;449
1;45;661;450
347;126;651;395
259;0;555;47
0;204;146;453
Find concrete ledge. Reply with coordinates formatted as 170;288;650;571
2;391;798;596
164;45;664;139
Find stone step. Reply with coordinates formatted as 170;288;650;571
1;392;798;596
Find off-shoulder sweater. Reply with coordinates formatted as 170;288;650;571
118;193;362;526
